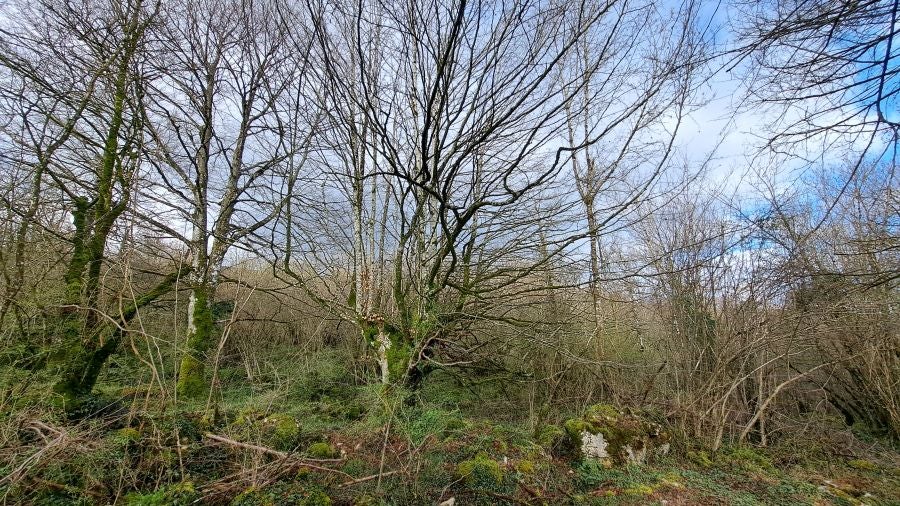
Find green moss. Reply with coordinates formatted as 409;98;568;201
307;441;338;459
177;287;216;399
187;289;215;350
515;459;536;474
597;418;646;457
563;418;589;448
359;320;379;347
63;196;91;303
564;404;621;440
352;495;382;506
359;320;412;384
848;459;877;471
535;424;565;448
231;488;274;506
406;407;469;444
563;404;668;465
687;450;714;468
302;489;333;506
114;427;141;446
230;484;331;506
176;354;206;399
586;403;621;420
624;484;655;496
229;411;302;451
724;446;774;471
457;452;504;488
266;413;301;450
234;408;263;425
385;338;412;382
444;416;467;433
660;473;685;489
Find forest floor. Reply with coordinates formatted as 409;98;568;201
1;348;899;505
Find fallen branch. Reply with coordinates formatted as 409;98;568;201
340;470;403;487
203;433;341;463
204;433;287;458
201;432;403;499
0;421;69;488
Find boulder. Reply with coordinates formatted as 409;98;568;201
564;404;669;466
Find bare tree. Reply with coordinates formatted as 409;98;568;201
562;0;708;355
284;0;709;387
0;0;185;406
753;160;900;436
731;0;900;241
140;0;316;397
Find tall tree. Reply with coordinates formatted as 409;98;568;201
140;0;316;398
0;0;170;406
293;0;709;387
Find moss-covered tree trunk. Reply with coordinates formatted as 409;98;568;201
364;308;438;389
359;314;417;387
176;281;217;398
51;3;151;408
53;268;188;406
174;50;218;399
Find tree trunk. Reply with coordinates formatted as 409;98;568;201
53;23;141;405
177;277;217;398
54;267;186;408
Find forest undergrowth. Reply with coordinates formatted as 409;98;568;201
2;346;898;505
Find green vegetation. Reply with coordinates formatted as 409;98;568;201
0;0;898;504
2;347;899;504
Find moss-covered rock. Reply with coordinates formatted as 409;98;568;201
563;404;669;466
457;452;504;488
307;441;338;459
